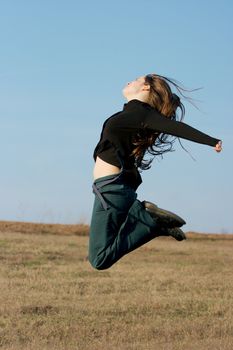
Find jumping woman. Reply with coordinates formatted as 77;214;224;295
88;73;222;270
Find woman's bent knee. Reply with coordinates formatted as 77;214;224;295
88;254;112;270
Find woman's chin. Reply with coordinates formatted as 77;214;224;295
122;90;128;99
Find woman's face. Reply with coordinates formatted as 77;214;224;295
122;76;147;98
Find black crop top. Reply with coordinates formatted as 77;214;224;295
93;99;221;188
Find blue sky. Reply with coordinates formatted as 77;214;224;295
1;0;233;233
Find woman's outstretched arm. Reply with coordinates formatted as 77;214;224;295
145;109;222;151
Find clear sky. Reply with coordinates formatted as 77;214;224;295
1;0;233;233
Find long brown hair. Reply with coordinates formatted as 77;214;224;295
132;73;194;170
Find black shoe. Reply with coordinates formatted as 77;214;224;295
143;200;186;228
158;227;187;241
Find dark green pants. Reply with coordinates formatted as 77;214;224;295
88;173;160;270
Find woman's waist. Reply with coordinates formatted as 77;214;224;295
93;158;142;190
93;156;121;180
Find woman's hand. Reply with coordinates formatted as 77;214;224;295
214;140;222;152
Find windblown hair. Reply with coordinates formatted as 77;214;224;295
132;73;195;170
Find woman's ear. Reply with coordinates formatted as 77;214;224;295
142;85;150;92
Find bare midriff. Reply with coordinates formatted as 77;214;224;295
93;156;121;180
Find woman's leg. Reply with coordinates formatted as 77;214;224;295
88;182;160;270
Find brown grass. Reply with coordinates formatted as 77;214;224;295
0;220;89;236
0;221;233;350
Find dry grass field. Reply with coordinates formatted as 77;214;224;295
0;221;233;350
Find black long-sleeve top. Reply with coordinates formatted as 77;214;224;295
93;99;221;188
